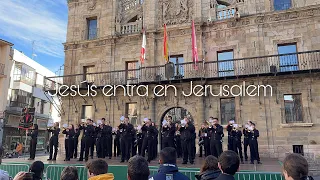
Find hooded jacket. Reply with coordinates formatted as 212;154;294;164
148;164;189;180
0;170;10;180
195;170;221;180
88;173;114;180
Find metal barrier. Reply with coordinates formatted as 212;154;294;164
46;165;88;180
0;163;30;177
235;172;284;180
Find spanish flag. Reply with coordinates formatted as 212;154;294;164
163;24;169;63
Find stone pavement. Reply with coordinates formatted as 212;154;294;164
3;155;282;172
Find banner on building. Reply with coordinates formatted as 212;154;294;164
18;108;35;129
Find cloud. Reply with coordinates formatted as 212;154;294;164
0;0;67;58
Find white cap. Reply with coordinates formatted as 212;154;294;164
93;123;97;127
229;120;235;124
120;116;125;121
97;120;102;125
233;124;239;128
143;118;149;122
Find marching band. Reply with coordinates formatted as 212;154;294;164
45;116;260;164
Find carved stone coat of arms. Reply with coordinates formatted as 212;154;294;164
158;0;193;26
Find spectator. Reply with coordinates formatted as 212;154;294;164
149;147;189;180
13;172;33;180
29;161;44;180
128;155;150;180
61;166;79;180
0;146;10;180
283;153;314;180
215;151;240;180
196;155;221;180
86;159;114;180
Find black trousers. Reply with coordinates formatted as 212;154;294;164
210;140;223;158
79;138;85;160
162;137;175;149
153;138;158;160
228;136;233;150
175;138;182;158
249;140;260;163
84;137;94;161
243;138;249;160
73;137;79;158
96;137;105;158
132;139;137;156
141;137;153;161
29;139;37;159
233;140;243;161
90;138;95;158
181;140;193;163
204;138;210;157
138;139;143;155
49;137;58;160
114;138;121;157
120;138;132;161
105;136;112;158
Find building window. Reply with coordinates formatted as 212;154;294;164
40;100;46;114
87;17;97;40
10;89;32;108
220;98;235;125
81;105;93;119
278;43;299;72
217;50;234;77
217;4;236;20
83;66;95;83
284;94;303;123
169;55;184;79
293;145;304;156
125;103;137;125
274;0;291;11
13;63;35;86
126;61;139;80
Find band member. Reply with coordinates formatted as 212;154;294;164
198;123;208;157
209;118;223;158
119;116;134;162
231;124;243;164
78;119;95;161
96;120;105;158
132;126;137;156
28;124;38;160
161;116;176;149
179;117;195;164
47;122;60;161
113;127;121;157
226;120;235;151
104;118;113;159
151;121;159;160
141;119;157;162
175;124;182;158
249;123;261;164
136;126;143;155
243;121;252;161
90;123;97;159
73;124;80;158
62;124;75;161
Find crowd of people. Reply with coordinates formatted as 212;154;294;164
2;147;315;180
24;115;264;165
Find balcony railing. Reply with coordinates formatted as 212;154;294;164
44;50;320;91
0;63;5;76
120;21;142;35
217;6;236;20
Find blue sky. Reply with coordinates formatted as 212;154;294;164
0;0;68;75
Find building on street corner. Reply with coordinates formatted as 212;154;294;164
45;0;320;161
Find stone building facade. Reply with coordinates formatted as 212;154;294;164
46;0;320;159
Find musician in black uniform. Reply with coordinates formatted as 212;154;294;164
226;120;235;151
113;127;121;157
47;122;60;161
78;119;95;161
231;125;244;164
28;124;38;160
96;120;106;158
209;118;224;158
62;124;75;161
174;123;182;158
243;121;252;161
132;126;137;156
161;116;176;149
136;126;143;155
179;117;195;164
151;121;158;160
119;117;134;162
90;123;97;159
141;119;157;162
73;124;80;158
104;118;113;159
249;123;261;164
198;123;208;157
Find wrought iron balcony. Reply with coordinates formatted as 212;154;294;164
0;63;4;76
44;50;320;92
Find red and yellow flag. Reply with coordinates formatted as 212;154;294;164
163;24;169;63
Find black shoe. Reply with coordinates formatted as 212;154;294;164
190;162;194;164
91;156;93;159
120;160;124;163
109;157;111;159
199;155;202;157
78;159;83;161
241;161;244;164
258;161;262;164
52;159;56;161
245;159;248;161
182;162;187;164
250;162;254;164
28;158;34;160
